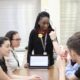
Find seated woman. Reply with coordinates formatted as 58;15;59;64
0;37;41;80
5;31;21;73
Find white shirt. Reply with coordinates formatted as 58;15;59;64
5;50;19;74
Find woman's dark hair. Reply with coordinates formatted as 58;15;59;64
67;32;80;55
0;37;9;47
5;31;18;43
34;11;53;32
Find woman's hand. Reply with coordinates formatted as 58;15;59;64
49;31;57;41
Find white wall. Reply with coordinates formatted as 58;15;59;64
0;0;41;49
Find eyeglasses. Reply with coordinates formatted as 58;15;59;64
12;38;21;41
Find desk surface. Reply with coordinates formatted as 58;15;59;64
14;66;58;80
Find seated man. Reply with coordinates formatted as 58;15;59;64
50;31;80;80
59;32;80;80
65;32;80;80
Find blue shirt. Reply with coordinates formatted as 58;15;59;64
65;60;80;79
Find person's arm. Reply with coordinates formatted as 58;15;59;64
49;31;60;55
49;31;67;57
68;75;78;80
59;65;65;80
52;41;61;55
0;67;11;80
8;73;41;80
56;56;66;80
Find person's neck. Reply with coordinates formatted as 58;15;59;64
39;28;48;35
40;28;47;31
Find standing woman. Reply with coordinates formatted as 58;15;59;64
27;11;55;67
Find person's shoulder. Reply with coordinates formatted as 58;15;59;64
30;29;36;33
30;29;37;36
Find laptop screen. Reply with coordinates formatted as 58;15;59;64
30;56;48;67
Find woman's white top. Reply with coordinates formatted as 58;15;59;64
5;50;19;74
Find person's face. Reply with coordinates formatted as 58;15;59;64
69;49;79;62
11;33;21;48
0;40;11;56
38;17;49;30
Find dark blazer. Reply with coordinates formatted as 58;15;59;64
27;29;54;66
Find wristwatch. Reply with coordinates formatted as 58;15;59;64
51;37;57;42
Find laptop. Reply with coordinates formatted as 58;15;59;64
29;55;49;69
